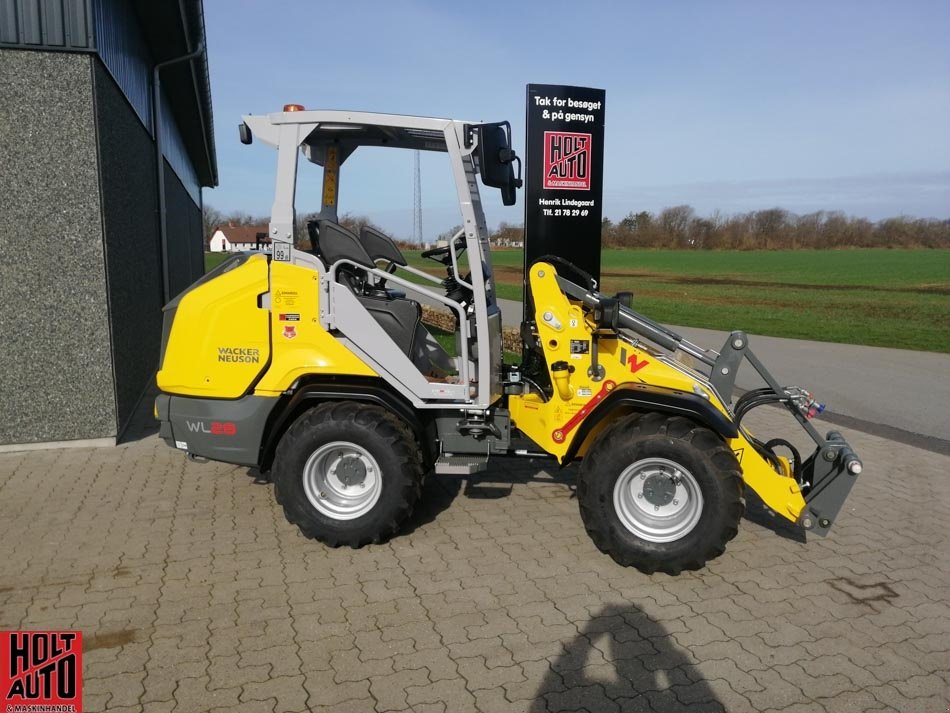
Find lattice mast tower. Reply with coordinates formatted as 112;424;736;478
412;150;423;244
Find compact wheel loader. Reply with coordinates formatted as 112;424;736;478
155;104;862;574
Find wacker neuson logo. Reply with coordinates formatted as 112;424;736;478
543;131;592;190
217;346;260;363
2;631;82;712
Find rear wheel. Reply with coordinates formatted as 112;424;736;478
578;412;744;574
273;401;423;547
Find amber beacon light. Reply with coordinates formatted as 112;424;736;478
283;103;305;112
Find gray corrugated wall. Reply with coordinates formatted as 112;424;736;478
0;0;94;49
0;49;116;444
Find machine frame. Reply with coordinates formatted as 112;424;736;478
155;103;864;574
242;109;504;409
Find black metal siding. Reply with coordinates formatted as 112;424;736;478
0;0;93;49
92;0;200;205
160;86;201;205
91;0;150;129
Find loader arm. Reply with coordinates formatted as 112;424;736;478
510;262;862;536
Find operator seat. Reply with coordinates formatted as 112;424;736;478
305;220;325;262
317;220;422;359
359;226;407;298
360;226;407;267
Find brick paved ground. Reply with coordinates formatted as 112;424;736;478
0;406;947;712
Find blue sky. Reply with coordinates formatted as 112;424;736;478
204;0;950;241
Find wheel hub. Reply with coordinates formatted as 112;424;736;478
302;442;382;520
642;473;676;506
335;456;367;487
612;457;704;543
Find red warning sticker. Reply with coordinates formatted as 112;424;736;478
543;131;592;190
282;325;297;340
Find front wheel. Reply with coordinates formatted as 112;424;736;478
273;401;423;547
578;412;744;575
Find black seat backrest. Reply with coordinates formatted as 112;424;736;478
321;222;421;359
317;220;374;268
357;295;421;358
360;226;407;267
306;220;322;255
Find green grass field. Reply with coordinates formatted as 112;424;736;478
205;252;231;271
404;248;950;353
206;249;950;353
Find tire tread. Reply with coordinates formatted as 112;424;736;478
578;411;745;575
273;401;423;548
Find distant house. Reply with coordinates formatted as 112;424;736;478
209;224;272;252
491;238;524;248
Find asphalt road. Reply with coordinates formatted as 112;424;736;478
492;298;950;448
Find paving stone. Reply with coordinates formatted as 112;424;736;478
504;659;565;702
473;687;535;713
379;619;442;650
0;408;944;713
456;655;525;690
303;669;371;708
700;677;758;713
544;683;620;712
745;668;812;711
329;647;394;682
240;674;308;712
405;677;478;712
170;675;241;712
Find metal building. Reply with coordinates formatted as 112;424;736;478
0;0;218;448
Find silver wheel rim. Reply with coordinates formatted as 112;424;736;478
302;441;382;520
612;457;704;543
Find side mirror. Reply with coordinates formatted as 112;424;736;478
593;298;621;330
239;122;253;145
615;291;634;308
474;122;522;206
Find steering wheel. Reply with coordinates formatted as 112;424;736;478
421;244;452;265
421;237;466;266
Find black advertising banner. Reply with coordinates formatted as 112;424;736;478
523;84;606;292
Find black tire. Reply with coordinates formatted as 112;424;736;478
273;401;423;547
577;412;744;575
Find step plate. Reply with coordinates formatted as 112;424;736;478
434;455;489;475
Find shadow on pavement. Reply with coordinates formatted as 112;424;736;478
399;476;463;535
531;604;724;712
400;458;574;536
118;385;161;445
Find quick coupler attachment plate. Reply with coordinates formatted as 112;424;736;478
796;431;863;537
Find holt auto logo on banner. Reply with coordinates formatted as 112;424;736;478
523;84;606;294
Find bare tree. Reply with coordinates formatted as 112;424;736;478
202;204;225;245
659;205;695;247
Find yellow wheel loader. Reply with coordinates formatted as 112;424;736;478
155;105;862;574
